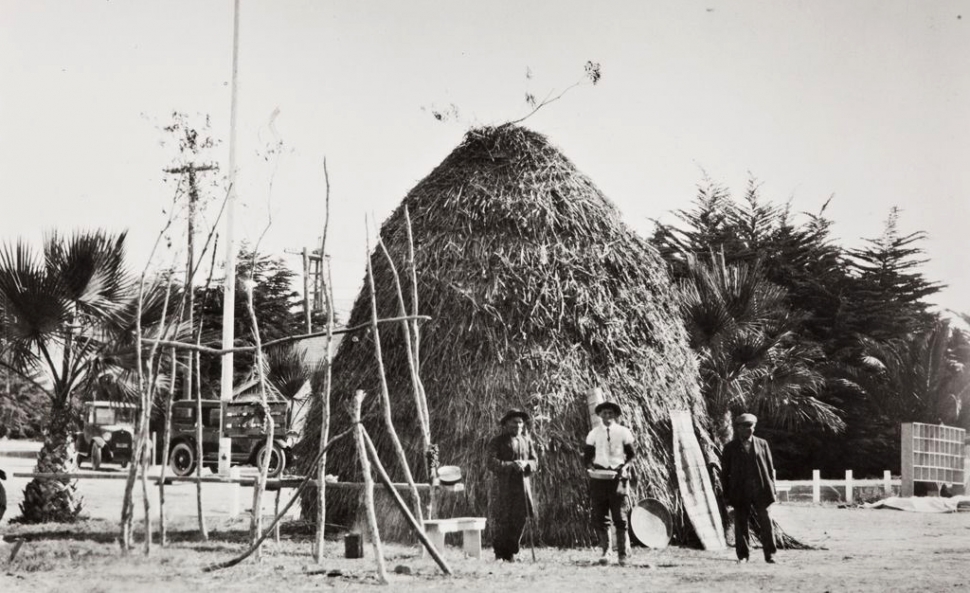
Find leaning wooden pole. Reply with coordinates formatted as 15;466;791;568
245;281;276;558
365;229;423;525
193;236;221;542
353;390;388;584
376;238;430;450
403;207;438;517
361;427;451;575
314;161;333;563
403;207;428;428
202;428;354;572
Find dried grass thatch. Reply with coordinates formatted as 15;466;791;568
297;124;708;546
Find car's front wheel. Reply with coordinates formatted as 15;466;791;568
91;442;103;471
169;442;196;477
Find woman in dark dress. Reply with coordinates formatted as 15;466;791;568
486;409;538;562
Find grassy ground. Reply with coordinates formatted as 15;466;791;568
2;504;969;592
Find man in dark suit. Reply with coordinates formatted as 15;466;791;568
721;413;777;564
486;409;538;562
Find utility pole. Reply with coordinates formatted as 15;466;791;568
163;163;218;403
220;0;242;476
285;247;326;331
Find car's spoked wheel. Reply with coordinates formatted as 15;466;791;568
169;442;196;477
258;445;286;478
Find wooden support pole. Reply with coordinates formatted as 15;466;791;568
315;259;335;564
353;390;388;584
366;229;424;525
812;470;821;504
140;314;431;354
845;470;853;504
361;428;452;575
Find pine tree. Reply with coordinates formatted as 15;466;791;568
846;207;943;341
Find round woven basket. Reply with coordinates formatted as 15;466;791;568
628;497;673;549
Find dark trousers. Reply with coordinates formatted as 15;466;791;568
735;502;775;560
491;481;529;560
590;479;630;554
492;506;527;560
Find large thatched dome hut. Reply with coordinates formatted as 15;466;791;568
298;124;707;546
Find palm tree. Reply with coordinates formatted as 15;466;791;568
0;231;138;522
852;318;970;428
677;251;844;445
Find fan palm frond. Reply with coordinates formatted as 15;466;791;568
44;230;133;323
264;345;311;401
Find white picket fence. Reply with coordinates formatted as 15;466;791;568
775;470;899;503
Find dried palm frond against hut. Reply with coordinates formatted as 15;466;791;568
298;125;707;546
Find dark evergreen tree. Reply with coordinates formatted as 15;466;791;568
845;207;943;341
194;247;306;396
652;181;948;478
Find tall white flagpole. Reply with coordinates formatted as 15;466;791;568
218;0;241;475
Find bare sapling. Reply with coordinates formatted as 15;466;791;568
122;267;175;553
121;198;182;552
158;346;177;545
191;236;221;541
365;225;424;525
313;157;334;563
353;390;388;584
316;158;331;318
193;346;209;542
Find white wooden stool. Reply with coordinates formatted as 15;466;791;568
422;517;487;559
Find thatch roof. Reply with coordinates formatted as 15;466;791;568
297;124;707;546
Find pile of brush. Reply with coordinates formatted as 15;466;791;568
298;124;709;547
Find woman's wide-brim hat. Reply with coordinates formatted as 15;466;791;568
594;401;622;416
499;408;531;425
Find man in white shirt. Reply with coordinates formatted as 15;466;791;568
583;401;636;566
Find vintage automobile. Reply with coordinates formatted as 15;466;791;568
75;401;138;470
163;396;305;479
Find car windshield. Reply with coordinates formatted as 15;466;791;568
92;407;136;425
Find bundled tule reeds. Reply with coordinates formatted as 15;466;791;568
297;124;708;546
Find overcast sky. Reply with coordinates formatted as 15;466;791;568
1;1;968;319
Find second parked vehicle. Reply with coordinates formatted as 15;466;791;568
163;399;299;478
75;401;138;470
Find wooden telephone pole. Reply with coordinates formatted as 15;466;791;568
163;163;218;401
285;246;327;333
